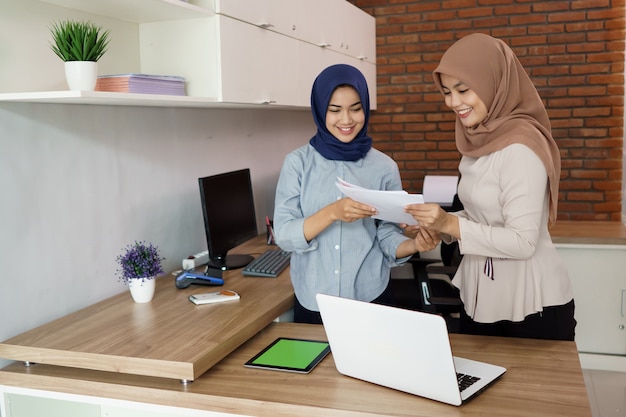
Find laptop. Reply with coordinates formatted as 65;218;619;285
316;293;506;406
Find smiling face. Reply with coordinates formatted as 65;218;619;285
325;85;365;143
439;73;488;129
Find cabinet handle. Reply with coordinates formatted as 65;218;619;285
622;289;626;317
258;23;274;29
317;42;331;48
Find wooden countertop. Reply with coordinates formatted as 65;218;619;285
550;220;626;245
0;235;294;381
0;322;591;417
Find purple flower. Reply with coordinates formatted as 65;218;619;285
116;241;165;284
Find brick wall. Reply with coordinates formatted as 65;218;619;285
350;0;624;221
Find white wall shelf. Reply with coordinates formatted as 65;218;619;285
0;91;307;109
18;0;375;110
39;0;213;23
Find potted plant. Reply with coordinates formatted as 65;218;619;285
116;241;165;303
49;20;110;91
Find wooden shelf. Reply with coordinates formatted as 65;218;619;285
39;0;213;23
0;91;306;110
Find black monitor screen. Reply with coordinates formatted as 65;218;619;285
198;168;258;270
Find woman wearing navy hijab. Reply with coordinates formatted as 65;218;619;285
273;64;440;324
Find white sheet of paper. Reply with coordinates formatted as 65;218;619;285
423;175;458;205
335;178;423;225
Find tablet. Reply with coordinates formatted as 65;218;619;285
244;337;331;373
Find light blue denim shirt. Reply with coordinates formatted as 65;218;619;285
273;144;411;311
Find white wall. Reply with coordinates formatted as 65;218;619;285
0;0;313;368
0;0;141;92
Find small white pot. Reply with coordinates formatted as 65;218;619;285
64;61;98;91
128;277;156;303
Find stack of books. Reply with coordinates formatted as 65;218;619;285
95;74;186;96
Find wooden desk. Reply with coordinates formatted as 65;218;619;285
0;235;294;381
0;322;591;417
550;220;626;244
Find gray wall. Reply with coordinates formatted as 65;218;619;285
0;97;313;369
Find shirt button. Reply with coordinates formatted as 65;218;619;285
335;245;340;250
334;270;339;275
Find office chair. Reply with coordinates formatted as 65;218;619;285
390;240;462;315
391;193;464;332
408;250;461;314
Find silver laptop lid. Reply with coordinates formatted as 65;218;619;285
317;293;464;405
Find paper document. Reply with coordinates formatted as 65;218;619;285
335;178;423;225
423;175;459;206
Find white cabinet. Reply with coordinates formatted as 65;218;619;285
139;12;376;108
215;0;300;39
196;0;377;107
215;0;376;65
301;0;377;64
138;15;303;106
218;16;300;106
1;0;376;109
298;42;377;108
556;244;626;356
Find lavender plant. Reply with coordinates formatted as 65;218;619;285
116;241;165;284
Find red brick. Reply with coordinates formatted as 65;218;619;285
351;0;623;219
547;11;587;23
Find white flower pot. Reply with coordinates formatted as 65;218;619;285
64;61;98;91
128;277;156;303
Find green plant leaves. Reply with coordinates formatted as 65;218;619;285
49;20;110;62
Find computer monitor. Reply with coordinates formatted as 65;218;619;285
198;168;258;270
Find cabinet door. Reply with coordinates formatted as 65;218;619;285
341;0;377;64
297;0;376;64
351;60;377;110
218;16;300;106
297;43;341;108
556;244;626;355
298;43;377;110
216;0;299;38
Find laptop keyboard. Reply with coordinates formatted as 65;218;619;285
457;373;481;392
242;249;291;277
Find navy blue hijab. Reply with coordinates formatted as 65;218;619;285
309;64;372;161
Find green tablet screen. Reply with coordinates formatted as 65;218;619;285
244;337;330;373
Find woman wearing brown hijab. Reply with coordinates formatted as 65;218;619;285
406;33;576;340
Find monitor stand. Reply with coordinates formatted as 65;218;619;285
207;254;254;271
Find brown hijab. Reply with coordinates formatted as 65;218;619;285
433;33;561;225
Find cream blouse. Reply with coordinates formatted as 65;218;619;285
445;144;573;323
